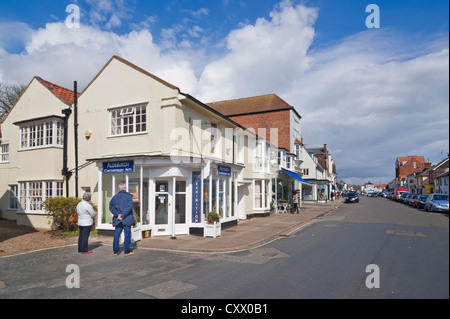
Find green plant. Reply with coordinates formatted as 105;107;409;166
43;197;97;234
270;200;276;210
206;211;220;224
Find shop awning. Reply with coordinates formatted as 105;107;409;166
281;168;310;185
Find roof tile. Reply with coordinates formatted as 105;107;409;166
207;94;294;116
36;77;79;106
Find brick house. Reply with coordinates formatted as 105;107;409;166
395;156;431;187
207;94;301;153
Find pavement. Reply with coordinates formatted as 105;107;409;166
95;200;344;253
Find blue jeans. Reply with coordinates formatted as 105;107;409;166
113;224;132;254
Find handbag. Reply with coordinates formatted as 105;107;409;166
69;211;78;224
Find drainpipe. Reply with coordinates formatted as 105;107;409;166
74;81;79;198
61;108;72;197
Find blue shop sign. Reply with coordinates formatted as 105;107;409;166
192;171;202;223
103;160;135;174
218;165;231;176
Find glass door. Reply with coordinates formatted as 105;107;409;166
154;180;170;236
174;180;188;234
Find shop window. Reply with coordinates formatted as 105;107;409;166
203;178;210;219
175;181;186;224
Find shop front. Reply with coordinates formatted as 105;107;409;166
94;156;240;237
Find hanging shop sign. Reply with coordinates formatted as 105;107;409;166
192;171;202;223
103;160;135;174
218;165;231;177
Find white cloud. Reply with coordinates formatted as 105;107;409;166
284;31;449;183
197;0;318;101
0;22;198;93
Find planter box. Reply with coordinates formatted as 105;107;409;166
204;222;221;238
120;224;142;243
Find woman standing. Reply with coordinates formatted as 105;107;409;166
76;192;97;254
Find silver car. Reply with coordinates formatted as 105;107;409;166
424;194;449;212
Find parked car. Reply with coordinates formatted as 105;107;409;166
424;194;449;212
345;192;359;203
414;195;429;209
368;192;378;197
400;192;411;204
394;188;408;201
408;195;419;206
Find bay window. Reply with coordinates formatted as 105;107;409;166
19;120;64;150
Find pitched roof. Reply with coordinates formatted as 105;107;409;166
207;94;295;117
35;77;79;106
81;55;180;95
396;156;426;164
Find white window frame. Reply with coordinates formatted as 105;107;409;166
295;144;302;161
254;139;268;172
9;185;18;210
19;120;64;150
286;155;293;170
1;144;9;163
236;133;244;164
210;122;219;157
18;181;64;213
254;179;270;210
109;103;147;137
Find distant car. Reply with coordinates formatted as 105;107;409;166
415;195;429;209
424;194;449;212
408;195;419;206
345;192;359;203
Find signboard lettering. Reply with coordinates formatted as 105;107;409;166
218;165;231;177
192;171;202;223
102;160;135;174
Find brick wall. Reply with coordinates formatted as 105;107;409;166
229;110;291;151
397;157;428;180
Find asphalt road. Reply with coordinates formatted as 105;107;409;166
0;195;448;302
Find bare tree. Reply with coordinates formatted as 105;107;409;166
0;82;26;121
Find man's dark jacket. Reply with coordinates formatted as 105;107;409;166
109;190;135;227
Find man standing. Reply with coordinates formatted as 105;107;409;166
292;190;300;214
110;182;135;256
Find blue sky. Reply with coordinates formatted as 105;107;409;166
0;0;448;185
1;0;448;52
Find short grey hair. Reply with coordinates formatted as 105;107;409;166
82;192;92;201
118;182;127;191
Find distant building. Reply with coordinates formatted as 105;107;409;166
395;156;431;187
